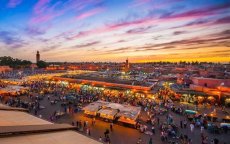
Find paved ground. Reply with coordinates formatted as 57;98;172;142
22;93;230;144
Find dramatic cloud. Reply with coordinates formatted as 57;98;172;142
107;47;130;52
69;18;156;39
108;32;230;53
162;3;230;19
220;30;230;36
117;40;126;43
184;20;209;27
24;26;48;36
72;41;100;49
30;0;105;24
0;0;230;62
30;0;63;24
0;31;26;48
33;0;52;14
7;0;22;8
68;3;230;40
76;8;105;20
131;0;151;7
41;44;61;52
126;26;153;34
0;31;20;44
214;16;230;24
173;31;187;35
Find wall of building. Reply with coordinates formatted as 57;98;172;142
0;66;12;73
191;77;230;88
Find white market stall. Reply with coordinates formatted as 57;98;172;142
83;100;108;116
98;107;118;121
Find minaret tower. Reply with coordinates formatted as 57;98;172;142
36;51;40;64
126;58;129;68
125;58;129;72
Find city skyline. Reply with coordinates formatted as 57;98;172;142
0;0;230;63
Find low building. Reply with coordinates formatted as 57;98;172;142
46;64;65;70
191;77;230;88
0;66;12;73
190;77;230;104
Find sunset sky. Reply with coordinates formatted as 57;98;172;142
0;0;230;63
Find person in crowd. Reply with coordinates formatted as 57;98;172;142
190;123;194;133
149;137;152;144
110;123;113;132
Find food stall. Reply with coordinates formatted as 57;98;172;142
207;113;218;122
185;109;198;114
98;107;118;121
220;123;230;129
224;98;230;107
207;96;216;104
222;115;230;123
83;100;141;128
207;123;220;134
83;100;108;116
185;109;199;121
117;105;141;128
0;85;29;96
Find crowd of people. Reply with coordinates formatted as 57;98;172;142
0;70;229;144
